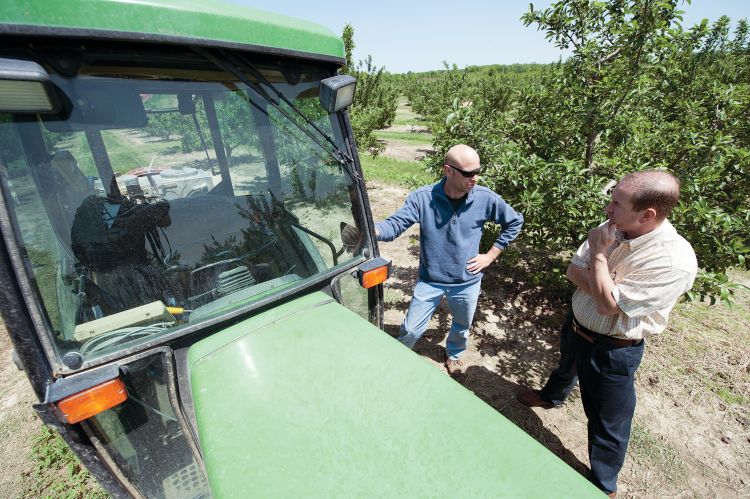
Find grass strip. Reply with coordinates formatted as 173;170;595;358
359;154;434;187
22;427;107;498
373;130;434;145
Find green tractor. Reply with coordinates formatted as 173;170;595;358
0;1;600;497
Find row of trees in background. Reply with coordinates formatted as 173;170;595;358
347;0;749;302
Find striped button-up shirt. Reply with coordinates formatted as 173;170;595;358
570;220;698;340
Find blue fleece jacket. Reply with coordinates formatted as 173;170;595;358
375;178;523;285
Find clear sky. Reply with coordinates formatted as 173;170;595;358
227;1;749;73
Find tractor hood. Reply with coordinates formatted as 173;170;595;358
187;292;599;497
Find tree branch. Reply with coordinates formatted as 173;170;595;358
598;47;623;65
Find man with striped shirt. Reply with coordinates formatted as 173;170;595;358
517;170;697;497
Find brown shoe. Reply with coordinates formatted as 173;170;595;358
516;389;554;409
445;358;464;375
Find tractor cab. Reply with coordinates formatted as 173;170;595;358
1;17;382;497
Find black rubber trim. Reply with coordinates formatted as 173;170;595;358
44;364;120;403
173;347;200;449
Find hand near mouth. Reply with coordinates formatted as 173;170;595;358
589;221;618;255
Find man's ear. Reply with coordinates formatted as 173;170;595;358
640;208;657;223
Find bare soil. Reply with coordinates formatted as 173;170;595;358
381;141;435;163
0;322;40;497
366;179;750;497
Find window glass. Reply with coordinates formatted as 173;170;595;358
0;59;367;369
87;354;209;498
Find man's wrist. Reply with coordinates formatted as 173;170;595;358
591;252;607;263
488;247;503;261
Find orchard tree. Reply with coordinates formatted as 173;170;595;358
411;1;749;302
340;24;398;155
626;17;750;300
505;1;748;302
521;0;684;170
144;93;259;164
341;24;354;75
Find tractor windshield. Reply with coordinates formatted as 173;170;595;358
0;47;368;372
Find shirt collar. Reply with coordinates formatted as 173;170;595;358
623;219;673;250
436;177;476;203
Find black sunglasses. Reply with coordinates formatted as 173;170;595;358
446;164;482;178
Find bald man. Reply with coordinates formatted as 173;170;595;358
517;170;697;497
374;144;523;374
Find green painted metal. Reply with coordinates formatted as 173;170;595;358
189;292;601;498
0;0;344;61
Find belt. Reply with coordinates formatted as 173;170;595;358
571;316;641;348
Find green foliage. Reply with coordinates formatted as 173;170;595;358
269;97;330;202
403;63;471;123
143;92;259;162
485;148;609;248
347;56;399;155
23;427;107;499
399;62;548;124
341;25;398;156
520;0;685;169
215;93;260;161
395;62;549;88
342;24;355;75
513;3;749;300
404;1;749;304
0;114;25;174
143;110;181;142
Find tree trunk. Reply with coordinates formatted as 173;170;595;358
584;128;599;171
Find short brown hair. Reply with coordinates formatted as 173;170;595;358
620;170;681;219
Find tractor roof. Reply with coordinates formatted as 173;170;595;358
0;0;344;64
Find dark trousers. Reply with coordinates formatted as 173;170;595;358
539;311;579;406
540;311;645;494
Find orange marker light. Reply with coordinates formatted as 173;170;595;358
57;378;128;424
357;257;392;289
361;265;389;289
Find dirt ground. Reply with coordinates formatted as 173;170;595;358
381;141;435;163
0;323;40;496
377;123;436;163
367;179;750;498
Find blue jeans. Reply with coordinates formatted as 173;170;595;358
398;280;481;360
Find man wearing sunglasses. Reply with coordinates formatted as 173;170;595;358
373;144;523;375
